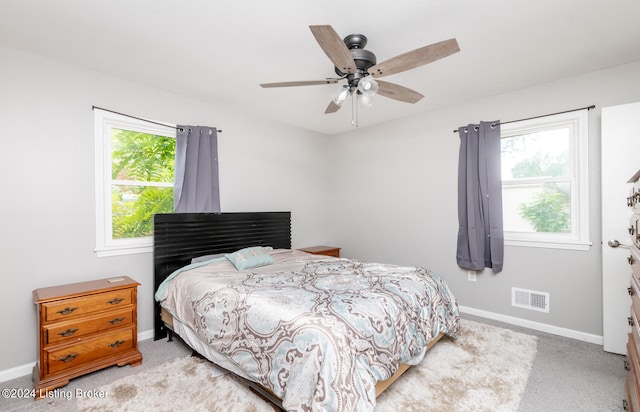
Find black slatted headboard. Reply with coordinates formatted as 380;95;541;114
153;211;291;340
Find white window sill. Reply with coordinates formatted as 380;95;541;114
505;239;592;251
95;244;152;257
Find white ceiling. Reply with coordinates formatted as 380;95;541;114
1;0;639;135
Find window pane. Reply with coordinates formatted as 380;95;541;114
501;127;570;180
498;109;589;249
111;129;175;182
503;181;571;233
111;185;174;239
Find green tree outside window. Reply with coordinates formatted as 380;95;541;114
511;149;570;233
111;129;175;239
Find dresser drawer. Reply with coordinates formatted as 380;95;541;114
43;289;134;322
630;247;640;287
628;373;639;412
631;216;640;250
627;316;640;380
630;181;640;215
632;275;640;318
45;308;134;344
629;337;640;412
45;328;135;375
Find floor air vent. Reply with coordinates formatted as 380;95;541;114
512;287;549;313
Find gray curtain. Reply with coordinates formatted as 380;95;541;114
456;121;504;272
173;125;220;213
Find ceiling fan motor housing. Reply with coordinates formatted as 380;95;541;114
335;34;377;87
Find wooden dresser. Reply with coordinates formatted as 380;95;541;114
626;170;640;411
32;276;143;399
298;245;341;258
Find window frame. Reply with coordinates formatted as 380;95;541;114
500;109;591;251
94;109;175;257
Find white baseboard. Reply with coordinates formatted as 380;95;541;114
459;305;603;345
0;362;36;384
138;328;154;341
0;329;156;383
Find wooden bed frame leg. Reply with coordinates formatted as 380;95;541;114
167;329;173;342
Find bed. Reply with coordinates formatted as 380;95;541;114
153;212;459;411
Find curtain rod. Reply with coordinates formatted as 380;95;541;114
91;105;222;133
452;104;595;133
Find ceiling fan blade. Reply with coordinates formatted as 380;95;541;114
325;100;342;114
309;25;356;74
376;80;425;103
260;79;339;88
369;38;460;78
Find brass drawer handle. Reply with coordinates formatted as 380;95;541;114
108;317;125;325
629;316;634;327
58;353;79;363
108;340;126;349
107;297;125;305
57;328;79;337
56;307;78;316
630;225;636;236
628;255;635;265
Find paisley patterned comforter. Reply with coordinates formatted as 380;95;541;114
157;249;459;411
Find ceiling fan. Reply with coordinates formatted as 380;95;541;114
260;25;460;116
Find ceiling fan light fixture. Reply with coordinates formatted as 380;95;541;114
358;91;376;108
332;85;351;107
357;75;379;95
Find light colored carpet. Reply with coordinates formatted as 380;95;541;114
77;319;537;411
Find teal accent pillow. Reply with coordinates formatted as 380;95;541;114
225;246;275;270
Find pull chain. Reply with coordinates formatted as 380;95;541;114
351;91;359;127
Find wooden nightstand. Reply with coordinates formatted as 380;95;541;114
298;245;341;258
32;276;143;399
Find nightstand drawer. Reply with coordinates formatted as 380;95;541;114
45;328;135;375
45;308;134;344
43;289;134;322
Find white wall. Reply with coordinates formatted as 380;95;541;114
0;45;333;374
329;60;640;338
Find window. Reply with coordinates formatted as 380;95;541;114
500;110;590;250
94;109;176;257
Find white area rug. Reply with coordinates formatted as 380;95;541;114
77;319;537;411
